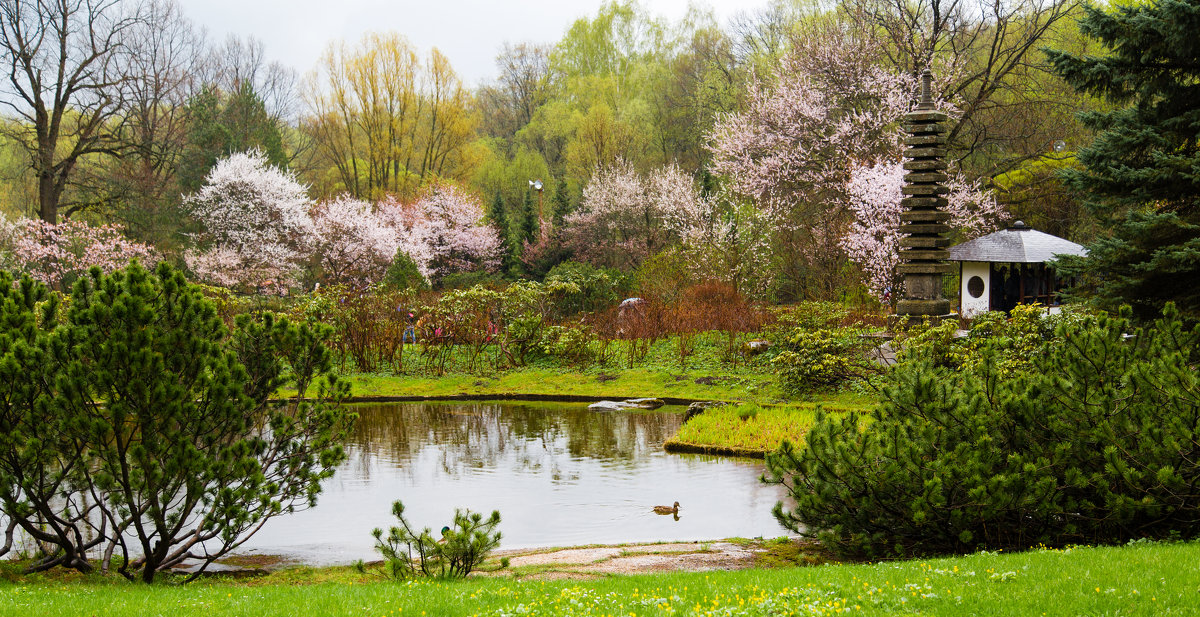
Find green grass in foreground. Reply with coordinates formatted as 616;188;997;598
2;542;1196;616
665;400;871;456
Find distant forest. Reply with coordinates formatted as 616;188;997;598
0;0;1099;302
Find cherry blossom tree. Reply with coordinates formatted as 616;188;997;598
0;217;156;289
841;160;1006;301
308;195;403;286
566;159;704;269
678;188;777;300
707;33;914;215
183;150;313;292
706;29;1000;300
382;183;502;285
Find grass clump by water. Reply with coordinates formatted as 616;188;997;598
664;399;871;457
0;541;1196;616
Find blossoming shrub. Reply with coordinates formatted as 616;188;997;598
765;305;1200;558
0;218;156;288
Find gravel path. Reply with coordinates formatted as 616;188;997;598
487;541;766;579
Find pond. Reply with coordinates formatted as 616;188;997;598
238;401;791;564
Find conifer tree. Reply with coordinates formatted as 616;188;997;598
490;190;514;272
1047;0;1200;321
520;190;538;246
0;263;354;582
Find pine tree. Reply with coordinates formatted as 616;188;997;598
490;190;514;272
0;263;354;581
520;190;538;246
1047;0;1200;321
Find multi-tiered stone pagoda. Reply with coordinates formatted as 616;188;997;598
894;69;954;326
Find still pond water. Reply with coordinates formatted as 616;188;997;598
239;401;790;564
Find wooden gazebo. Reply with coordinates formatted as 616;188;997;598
948;221;1086;318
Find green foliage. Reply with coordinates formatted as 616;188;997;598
766;304;1200;558
634;249;694;305
1047;1;1200;321
372;500;502;579
544;260;631;315
520;189;539;246
438;270;508;290
0;262;354;582
540;322;599;367
771;326;880;395
178;83;288;192
383;249;430;291
895;303;1073;376
769;301;850;333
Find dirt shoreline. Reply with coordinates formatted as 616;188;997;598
215;538;814;580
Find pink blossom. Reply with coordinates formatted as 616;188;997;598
567;160;704;269
841;160;1006;300
2;217;157;288
382;184;502;282
183;150;313;291
309;195;403;286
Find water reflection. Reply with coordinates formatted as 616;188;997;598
240;402;789;565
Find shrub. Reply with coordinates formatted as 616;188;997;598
0;263;354;582
894;303;1069;375
771;328;881;395
383;249;430;291
439;269;508;290
372;500;502;579
764;305;1200;558
544;260;631;317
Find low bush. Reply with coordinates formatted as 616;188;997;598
371;500;502;579
894;303;1081;376
765;304;1200;558
771;328;882;395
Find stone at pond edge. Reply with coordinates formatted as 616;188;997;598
587;398;666;411
684;401;729;423
742;340;771;355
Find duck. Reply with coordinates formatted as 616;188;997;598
653;501;680;515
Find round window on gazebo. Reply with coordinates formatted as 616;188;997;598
966;276;985;298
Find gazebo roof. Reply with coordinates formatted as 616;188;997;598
948;221;1087;264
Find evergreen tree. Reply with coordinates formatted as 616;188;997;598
177;83;288;192
520;189;539;246
1047;0;1200;321
0;263;354;582
551;185;570;229
490;190;514;271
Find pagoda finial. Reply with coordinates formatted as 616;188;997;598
919;68;933;110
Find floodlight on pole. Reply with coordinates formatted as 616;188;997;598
529;179;544;221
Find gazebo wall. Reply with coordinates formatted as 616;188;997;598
959;261;991;318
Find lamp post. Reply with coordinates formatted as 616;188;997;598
528;179;544;222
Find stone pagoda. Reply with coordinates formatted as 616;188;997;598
894;69;954;326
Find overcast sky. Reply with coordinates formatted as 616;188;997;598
176;0;760;87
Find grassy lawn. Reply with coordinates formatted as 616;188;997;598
2;541;1195;616
332;367;784;402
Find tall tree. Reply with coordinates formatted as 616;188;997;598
177;83;288;192
1048;0;1200;321
104;0;203;246
304;33;476;200
0;0;144;223
845;0;1081;176
489;190;513;270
